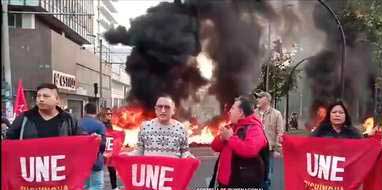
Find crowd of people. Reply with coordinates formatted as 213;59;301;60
2;82;379;189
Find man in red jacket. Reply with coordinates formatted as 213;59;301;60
211;95;269;188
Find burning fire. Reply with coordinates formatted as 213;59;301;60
363;117;374;132
111;105;228;147
307;106;327;131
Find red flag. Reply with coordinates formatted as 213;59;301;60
113;155;200;190
13;80;28;117
282;135;382;190
104;130;125;166
363;132;382;189
2;136;100;190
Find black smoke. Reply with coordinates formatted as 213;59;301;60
104;2;207;109
305;1;376;120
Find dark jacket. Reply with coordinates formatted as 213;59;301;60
211;114;269;187
6;106;84;139
311;123;362;139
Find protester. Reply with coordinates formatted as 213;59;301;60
311;101;362;139
1;117;11;140
210;95;269;188
127;95;194;158
254;91;284;189
6;83;83;139
98;107;120;190
80;103;106;190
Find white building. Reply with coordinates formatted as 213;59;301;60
110;46;132;108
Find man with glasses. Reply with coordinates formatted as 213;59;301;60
128;95;194;158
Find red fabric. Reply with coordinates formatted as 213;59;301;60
282;135;382;190
364;132;382;189
104;130;125;166
13;80;28;117
211;114;267;185
2;136;100;190
113;155;200;190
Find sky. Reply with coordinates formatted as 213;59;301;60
114;0;171;29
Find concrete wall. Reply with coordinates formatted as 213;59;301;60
10;18;52;92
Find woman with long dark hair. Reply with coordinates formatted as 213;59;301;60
98;107;119;190
311;101;362;139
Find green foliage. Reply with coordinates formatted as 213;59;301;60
255;45;301;100
342;0;382;65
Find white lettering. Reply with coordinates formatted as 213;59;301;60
307;153;319;177
20;155;66;182
35;156;50;182
306;153;345;182
318;155;332;180
146;165;160;189
158;166;174;190
106;137;114;151
132;164;145;186
330;156;345;181
20;157;35;182
51;155;66;181
131;164;174;190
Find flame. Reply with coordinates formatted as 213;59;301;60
186;118;228;145
363;117;374;132
111;105;229;147
307;106;327;131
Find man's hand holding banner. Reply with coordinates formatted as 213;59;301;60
282;135;382;190
2;136;100;190
113;155;200;190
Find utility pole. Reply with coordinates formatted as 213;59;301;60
99;39;103;108
265;23;271;92
2;0;13;119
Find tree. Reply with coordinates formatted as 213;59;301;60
255;40;301;101
342;0;382;66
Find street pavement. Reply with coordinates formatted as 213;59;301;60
103;146;285;190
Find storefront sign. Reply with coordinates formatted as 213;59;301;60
53;70;76;91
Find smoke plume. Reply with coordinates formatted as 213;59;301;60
104;2;207;109
305;0;376;120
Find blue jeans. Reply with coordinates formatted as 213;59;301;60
84;170;104;190
263;153;274;190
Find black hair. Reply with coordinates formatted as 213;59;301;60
84;103;97;114
235;95;255;117
1;117;11;128
322;100;352;126
36;83;58;91
156;94;175;106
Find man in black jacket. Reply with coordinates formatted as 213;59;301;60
7;83;83;139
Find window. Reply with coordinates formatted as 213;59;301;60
8;13;22;28
22;14;35;29
8;13;35;29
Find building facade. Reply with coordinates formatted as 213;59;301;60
5;0;112;119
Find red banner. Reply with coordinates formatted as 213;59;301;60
2;136;100;190
104;130;125;166
282;135;382;190
13;80;28;117
113;155;200;190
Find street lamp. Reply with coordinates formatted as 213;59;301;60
317;0;347;99
285;58;308;132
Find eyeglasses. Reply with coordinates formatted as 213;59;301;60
155;105;171;110
106;113;112;115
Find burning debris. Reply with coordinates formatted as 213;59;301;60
105;0;377;142
111;105;229;146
